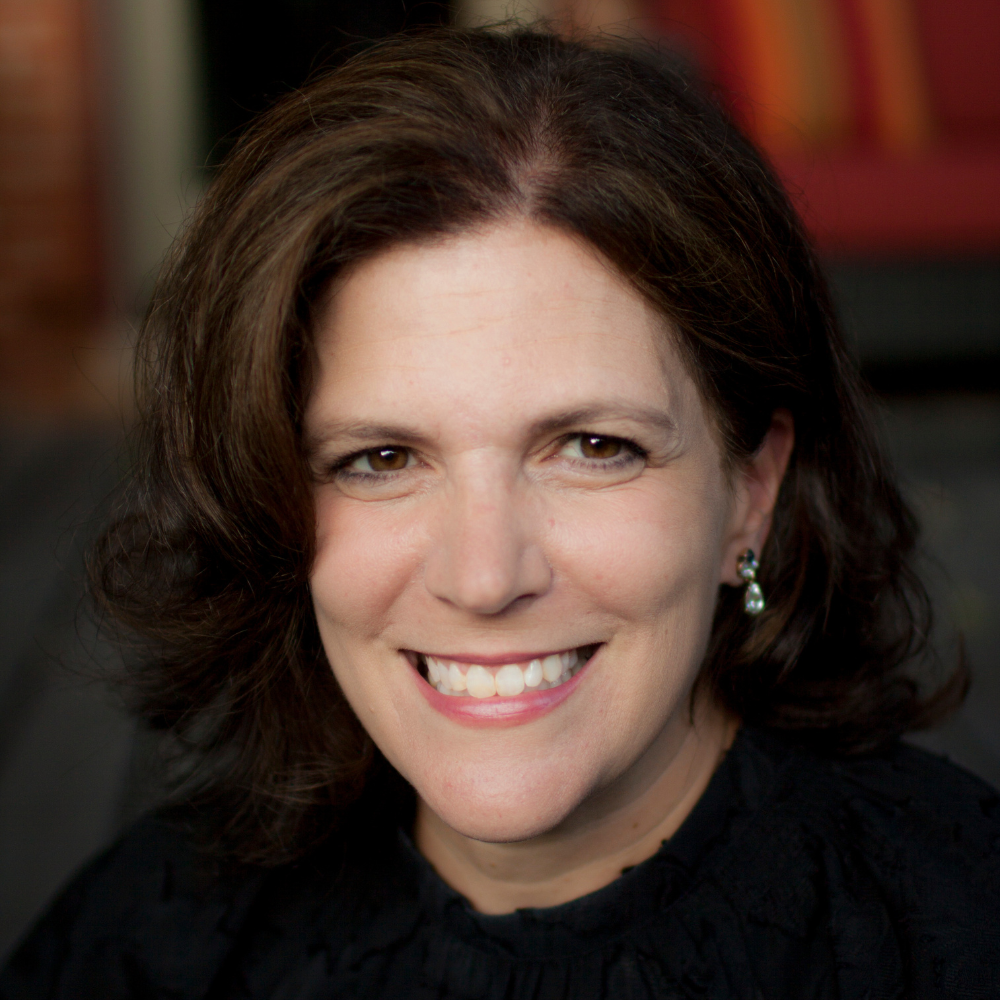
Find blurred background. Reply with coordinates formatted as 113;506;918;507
0;0;997;959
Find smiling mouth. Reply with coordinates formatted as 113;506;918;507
413;645;599;698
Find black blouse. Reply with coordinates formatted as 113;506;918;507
3;727;999;999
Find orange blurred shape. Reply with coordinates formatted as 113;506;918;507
651;0;934;156
0;0;107;416
846;0;934;151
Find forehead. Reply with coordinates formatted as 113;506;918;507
306;221;701;436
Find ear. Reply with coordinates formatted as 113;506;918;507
719;409;795;586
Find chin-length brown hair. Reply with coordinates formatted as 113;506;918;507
94;26;965;864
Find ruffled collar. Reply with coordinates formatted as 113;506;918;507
392;732;745;962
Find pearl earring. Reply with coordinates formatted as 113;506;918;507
737;549;765;615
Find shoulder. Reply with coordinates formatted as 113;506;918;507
0;812;404;1000
0;815;270;1000
697;727;1000;997
738;726;1000;870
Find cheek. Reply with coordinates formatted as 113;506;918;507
310;491;423;639
551;474;730;624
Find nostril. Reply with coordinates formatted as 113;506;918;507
426;551;552;616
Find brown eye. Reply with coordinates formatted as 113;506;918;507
365;447;410;471
579;435;623;459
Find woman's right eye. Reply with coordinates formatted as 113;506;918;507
339;446;414;476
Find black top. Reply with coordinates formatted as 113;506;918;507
3;727;999;999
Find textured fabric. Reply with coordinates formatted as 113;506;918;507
2;727;999;999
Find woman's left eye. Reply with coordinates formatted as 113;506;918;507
341;446;414;476
558;434;644;465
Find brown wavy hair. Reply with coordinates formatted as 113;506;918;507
94;26;966;863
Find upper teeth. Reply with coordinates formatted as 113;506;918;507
425;649;583;698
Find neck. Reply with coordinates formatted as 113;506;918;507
414;696;737;914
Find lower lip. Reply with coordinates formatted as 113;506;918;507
412;652;595;727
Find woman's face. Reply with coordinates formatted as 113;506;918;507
306;221;770;843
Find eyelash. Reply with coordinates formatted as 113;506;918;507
329;434;647;481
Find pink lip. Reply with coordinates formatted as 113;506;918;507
411;649;596;728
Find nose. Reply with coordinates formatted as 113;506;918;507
423;468;552;616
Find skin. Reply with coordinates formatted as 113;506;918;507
305;220;793;914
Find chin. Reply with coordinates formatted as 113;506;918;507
414;760;593;843
434;803;574;845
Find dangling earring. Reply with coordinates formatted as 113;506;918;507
737;549;765;615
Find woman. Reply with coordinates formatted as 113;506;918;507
2;26;997;999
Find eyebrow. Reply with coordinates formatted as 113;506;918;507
305;402;676;454
304;423;436;456
527;404;676;439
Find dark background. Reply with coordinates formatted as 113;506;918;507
198;0;450;164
